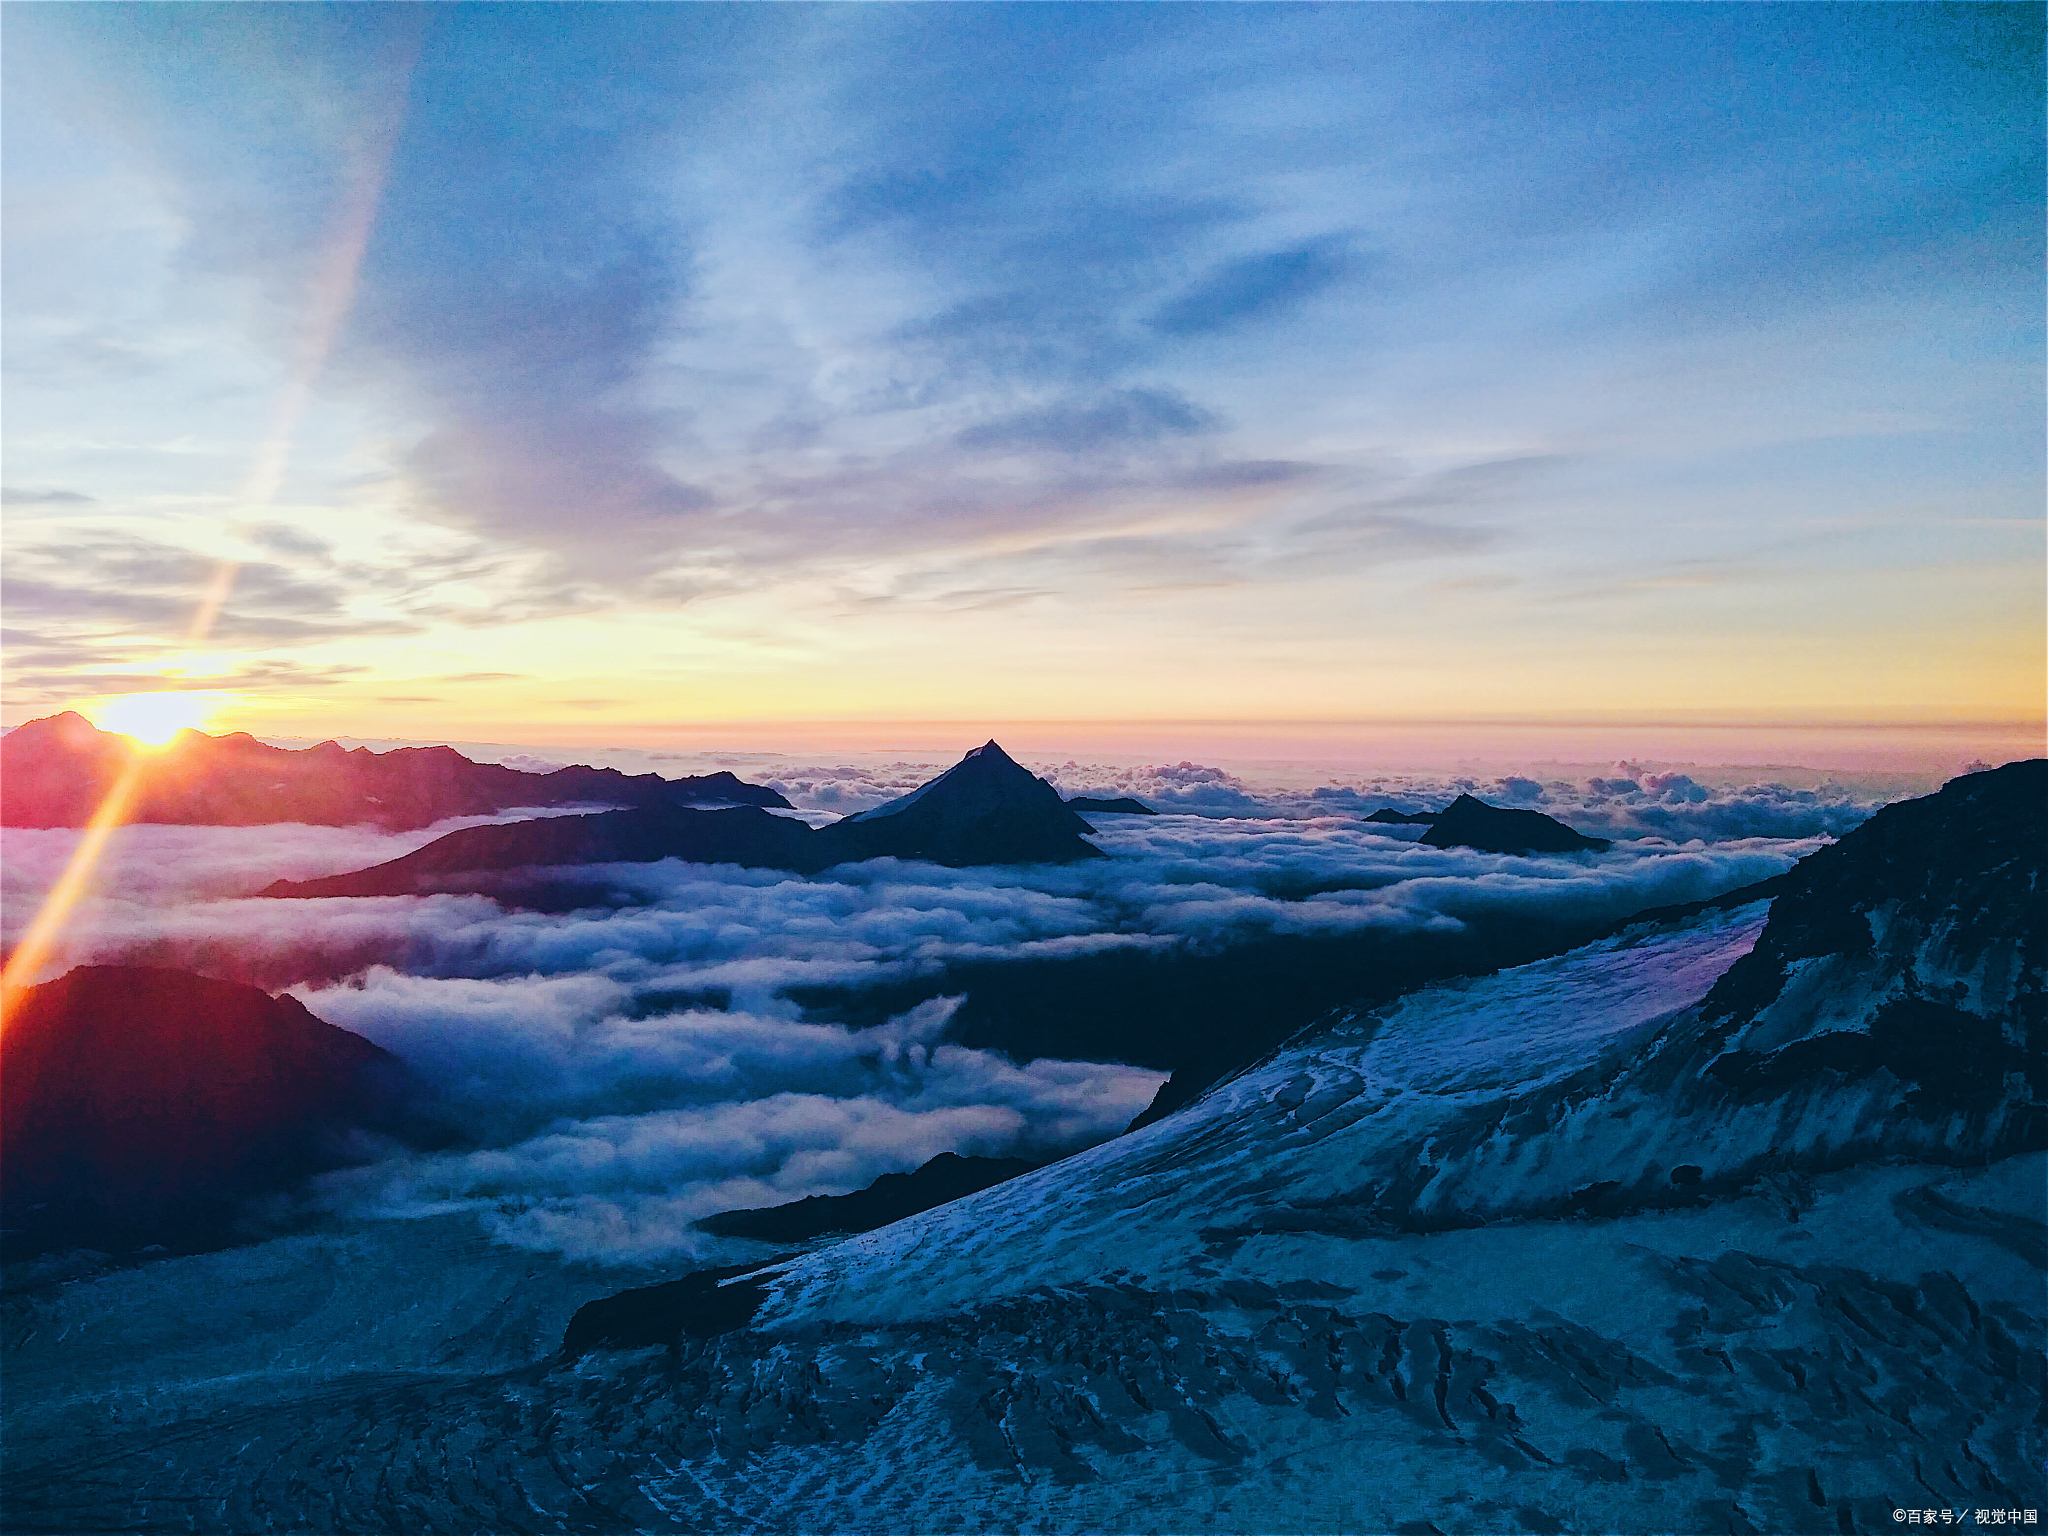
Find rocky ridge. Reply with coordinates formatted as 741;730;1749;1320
259;740;1103;901
0;712;789;830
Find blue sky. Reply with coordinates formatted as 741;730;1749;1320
3;3;2041;741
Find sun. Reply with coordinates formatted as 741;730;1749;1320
82;691;239;748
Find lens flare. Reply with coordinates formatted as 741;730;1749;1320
0;24;424;1027
81;691;239;749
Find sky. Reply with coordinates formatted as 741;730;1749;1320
3;3;2042;760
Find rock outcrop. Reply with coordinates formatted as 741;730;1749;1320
1419;792;1610;853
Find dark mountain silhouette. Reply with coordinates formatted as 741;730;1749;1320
1;965;434;1255
815;742;1104;866
561;1262;783;1357
1364;807;1437;825
259;742;1103;903
1064;795;1157;816
698;1154;1041;1243
1419;793;1610;853
0;712;788;830
261;803;830;900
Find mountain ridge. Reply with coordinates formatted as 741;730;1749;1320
258;740;1103;900
0;712;790;830
1419;791;1611;853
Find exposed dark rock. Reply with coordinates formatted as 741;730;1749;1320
1419;794;1610;854
1064;796;1157;816
561;1262;780;1356
0;965;435;1255
817;742;1104;866
1679;757;2046;1143
1700;758;2044;1031
0;711;789;829
1364;807;1439;826
698;1154;1040;1242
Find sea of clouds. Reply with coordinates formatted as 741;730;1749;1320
1;759;1901;1261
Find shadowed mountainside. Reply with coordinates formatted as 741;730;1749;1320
696;1154;1041;1244
259;740;1102;901
0;966;436;1256
0;712;788;830
1419;792;1611;853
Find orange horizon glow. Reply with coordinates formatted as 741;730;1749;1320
0;40;416;1032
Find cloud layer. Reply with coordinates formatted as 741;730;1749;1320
1;767;1859;1260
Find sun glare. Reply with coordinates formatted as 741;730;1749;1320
83;691;238;748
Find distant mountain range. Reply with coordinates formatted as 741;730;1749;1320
1363;806;1437;825
0;711;789;830
1419;792;1611;853
262;802;831;898
263;740;1104;899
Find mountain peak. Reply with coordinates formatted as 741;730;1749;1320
821;741;1104;866
1420;794;1610;855
7;710;108;746
1;713;789;829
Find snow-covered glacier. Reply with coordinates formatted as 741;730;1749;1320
5;762;2040;1533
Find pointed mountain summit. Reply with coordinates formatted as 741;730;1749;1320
817;741;1105;866
1419;793;1610;854
256;742;1106;906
